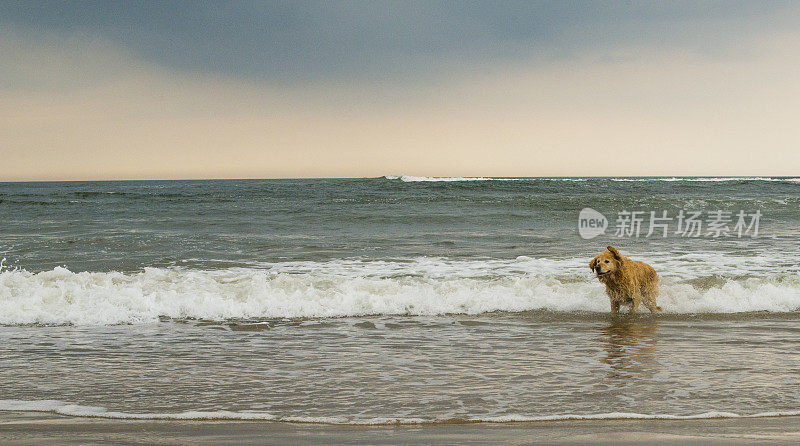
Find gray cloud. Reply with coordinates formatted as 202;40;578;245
3;0;800;84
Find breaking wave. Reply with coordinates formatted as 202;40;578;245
2;256;800;325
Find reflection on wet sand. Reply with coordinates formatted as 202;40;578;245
602;316;660;382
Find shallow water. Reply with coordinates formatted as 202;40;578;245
3;313;800;423
1;177;800;423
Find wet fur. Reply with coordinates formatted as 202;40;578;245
590;246;661;314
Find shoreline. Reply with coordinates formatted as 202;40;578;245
3;412;800;445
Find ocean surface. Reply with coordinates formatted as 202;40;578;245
2;176;800;424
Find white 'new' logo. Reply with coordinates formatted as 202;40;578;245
578;208;607;239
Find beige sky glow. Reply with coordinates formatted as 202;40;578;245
2;30;800;180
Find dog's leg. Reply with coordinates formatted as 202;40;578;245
643;298;662;313
611;300;620;313
642;300;661;313
629;296;640;313
642;285;662;313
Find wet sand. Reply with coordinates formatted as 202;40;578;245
3;412;800;445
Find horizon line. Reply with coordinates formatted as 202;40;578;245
1;175;798;184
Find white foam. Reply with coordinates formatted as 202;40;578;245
0;400;277;420
475;411;745;422
1;255;800;325
0;265;607;325
2;400;799;424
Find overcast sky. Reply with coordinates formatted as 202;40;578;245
3;1;800;180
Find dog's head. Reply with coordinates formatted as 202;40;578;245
590;246;623;281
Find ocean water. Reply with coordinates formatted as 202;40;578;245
2;176;800;424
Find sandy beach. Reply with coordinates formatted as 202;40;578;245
3;412;800;445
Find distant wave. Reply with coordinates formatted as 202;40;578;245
610;177;800;183
384;175;521;182
2;255;800;325
384;175;586;182
384;175;800;183
2;399;800;424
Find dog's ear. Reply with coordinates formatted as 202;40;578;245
607;246;622;261
590;258;598;271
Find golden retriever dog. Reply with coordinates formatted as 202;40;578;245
590;246;661;313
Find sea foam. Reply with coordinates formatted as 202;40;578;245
2;399;799;424
1;256;800;325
